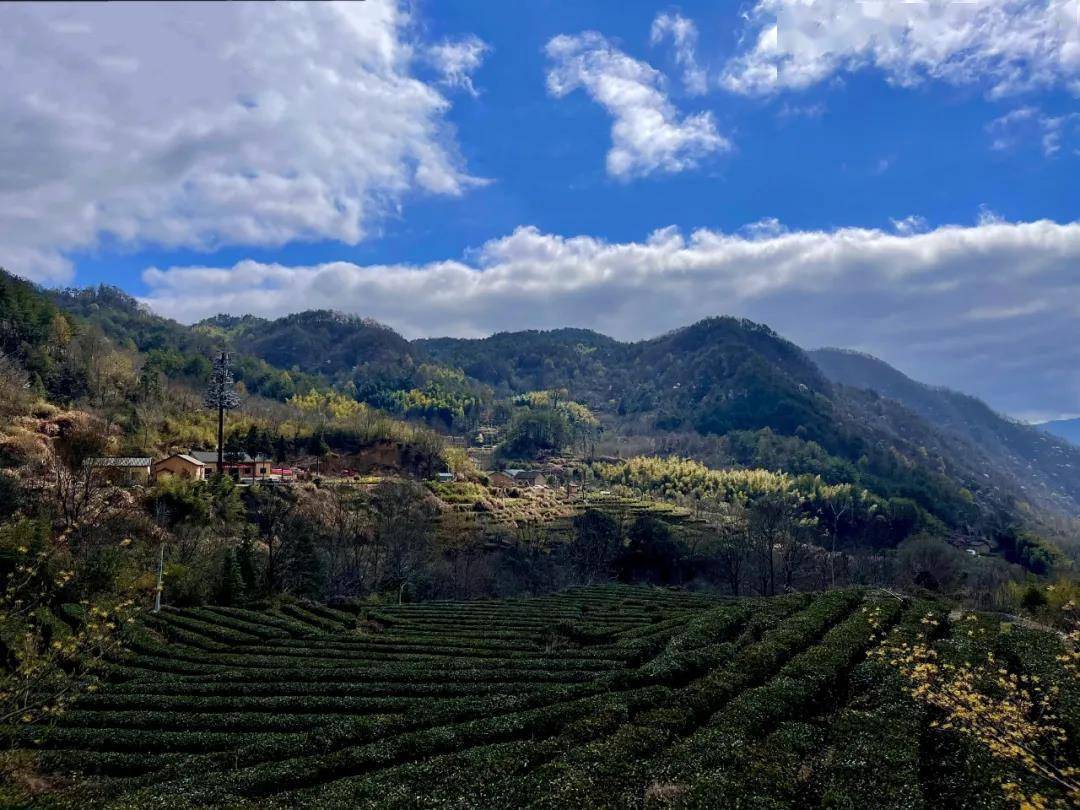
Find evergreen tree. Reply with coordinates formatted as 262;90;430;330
203;351;241;475
223;432;246;463
285;532;325;601
237;535;261;598
219;548;246;606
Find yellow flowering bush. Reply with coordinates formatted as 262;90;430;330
0;520;139;733
875;610;1078;808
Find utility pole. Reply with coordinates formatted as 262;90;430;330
152;501;169;613
217;398;225;476
153;542;164;613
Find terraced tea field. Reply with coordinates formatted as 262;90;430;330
22;586;1078;808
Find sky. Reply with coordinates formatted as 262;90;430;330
1;0;1079;422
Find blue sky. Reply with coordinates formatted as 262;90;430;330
2;1;1079;420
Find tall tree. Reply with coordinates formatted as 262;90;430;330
203;352;241;476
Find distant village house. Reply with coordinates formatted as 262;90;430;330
489;468;547;489
189;451;272;480
151;454;206;481
85;457;151;484
513;470;547;488
488;471;517;489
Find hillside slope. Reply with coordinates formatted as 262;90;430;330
421;319;1010;525
50;284;325;402
36;278;1067;527
811;347;1080;516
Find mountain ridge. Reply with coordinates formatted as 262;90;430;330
810;347;1080;517
13;272;1077;538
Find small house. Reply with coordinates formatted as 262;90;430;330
436;471;455;483
489;469;546;489
189;451;272;480
514;470;547;488
151;454;206;481
189;450;225;474
85;457;151;484
499;468;545;488
488;471;517;489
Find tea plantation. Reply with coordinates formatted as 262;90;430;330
19;586;1078;808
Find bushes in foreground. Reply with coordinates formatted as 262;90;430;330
19;585;1075;809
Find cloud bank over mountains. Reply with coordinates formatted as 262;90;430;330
142;218;1080;421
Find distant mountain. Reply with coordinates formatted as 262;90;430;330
422;318;1001;528
199;309;418;377
1039;417;1080;447
421;318;832;437
418;328;619;395
35;273;1073;531
810;347;1080;517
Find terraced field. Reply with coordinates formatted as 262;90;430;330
22;586;1078;808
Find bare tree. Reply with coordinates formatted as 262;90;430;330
713;499;750;596
746;492;809;596
0;351;31;418
311;485;374;597
825;490;853;588
254;487;297;592
437;510;488;599
569;508;620;584
369;480;435;602
39;421;118;538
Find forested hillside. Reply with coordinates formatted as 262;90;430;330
811;348;1080;516
52;285;325;402
37;278;1080;541
202;310;420;380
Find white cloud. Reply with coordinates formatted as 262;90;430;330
978;205;1007;226
141;217;1080;418
427;35;491;97
775;101;827;121
721;0;1080;97
987;105;1079;153
1040;112;1080;154
0;2;483;283
891;215;929;235
545;31;729;179
650;12;708;95
987;106;1041;150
